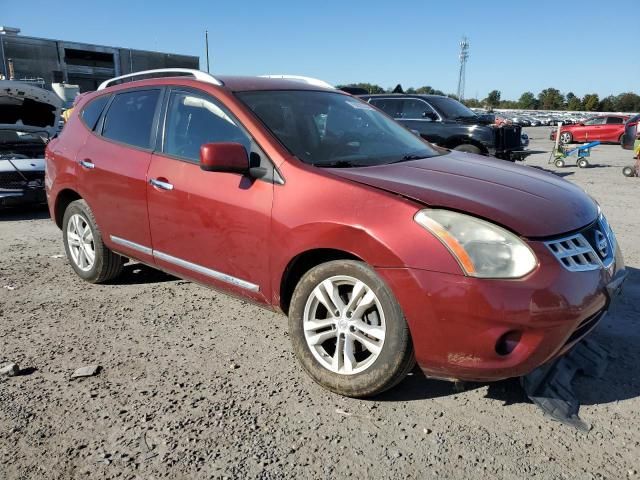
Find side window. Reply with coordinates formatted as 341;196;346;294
370;99;402;118
606;117;624;125
81;95;110;131
102;89;160;149
163;90;251;162
401;99;434;120
584;117;605;126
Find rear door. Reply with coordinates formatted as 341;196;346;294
601;116;625;142
577;116;606;141
146;88;273;302
76;88;162;264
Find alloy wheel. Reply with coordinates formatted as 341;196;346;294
66;213;95;272
302;275;386;375
560;132;571;144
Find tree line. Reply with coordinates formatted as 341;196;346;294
338;83;640;112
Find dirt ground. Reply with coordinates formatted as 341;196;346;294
1;128;639;480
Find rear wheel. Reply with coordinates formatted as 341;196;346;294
453;144;482;155
622;166;636;177
577;158;589;169
559;132;572;144
62;200;124;283
288;260;414;398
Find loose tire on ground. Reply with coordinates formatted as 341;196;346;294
453;144;482;155
62;199;124;283
288;260;414;398
622;166;636;177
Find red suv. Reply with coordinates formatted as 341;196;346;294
45;70;627;397
551;115;629;144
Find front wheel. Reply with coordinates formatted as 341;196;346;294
559;132;572;144
577;158;589;169
62;200;124;283
288;260;414;398
555;158;566;168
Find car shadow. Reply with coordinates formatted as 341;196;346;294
0;204;50;221
376;266;640;407
109;263;178;285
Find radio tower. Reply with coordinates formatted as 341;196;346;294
456;37;470;101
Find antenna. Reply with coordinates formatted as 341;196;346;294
205;30;210;73
456;36;470;101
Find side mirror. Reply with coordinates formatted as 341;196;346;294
200;142;249;174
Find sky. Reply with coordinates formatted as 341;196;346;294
3;0;638;100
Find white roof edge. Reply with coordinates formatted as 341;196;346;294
97;69;223;91
259;75;334;89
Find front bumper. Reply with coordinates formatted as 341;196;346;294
0;188;46;206
377;243;626;382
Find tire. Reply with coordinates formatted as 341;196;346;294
62;199;124;283
559;132;572;144
554;158;566;168
619;134;625;145
622;166;636;177
453;144;482;155
577;158;589;169
288;260;414;398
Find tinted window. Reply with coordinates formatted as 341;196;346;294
369;99;402;118
584;117;606;125
606;117;624;124
163;91;251;162
426;96;476;119
238;90;440;167
81;95;110;130
401;99;434;119
102;90;160;149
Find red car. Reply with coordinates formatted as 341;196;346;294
551;115;629;144
45;70;626;397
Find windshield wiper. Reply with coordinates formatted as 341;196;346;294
311;160;366;168
386;153;428;164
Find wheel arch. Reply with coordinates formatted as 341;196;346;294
53;188;83;229
278;248;363;315
444;136;488;154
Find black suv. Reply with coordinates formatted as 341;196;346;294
360;94;526;161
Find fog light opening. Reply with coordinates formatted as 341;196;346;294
496;331;522;356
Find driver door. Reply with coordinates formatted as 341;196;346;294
146;88;273;302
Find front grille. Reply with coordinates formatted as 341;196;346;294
564;310;605;346
495;125;522;151
0;170;44;190
545;215;616;272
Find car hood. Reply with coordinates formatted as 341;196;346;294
327;152;598;238
0;80;62;138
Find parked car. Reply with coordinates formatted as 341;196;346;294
0;80;61;206
360;94;526;160
551;115;629;144
621;114;640;151
46;70;626;398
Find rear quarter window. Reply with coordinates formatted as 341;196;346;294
80;95;111;131
101;89;160;149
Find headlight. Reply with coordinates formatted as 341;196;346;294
414;209;538;278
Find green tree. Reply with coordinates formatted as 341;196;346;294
518;91;538;109
485;90;501;108
615;92;640;112
538;88;565;110
599;95;617;112
567;95;582;111
463;98;482;108
582;93;600;111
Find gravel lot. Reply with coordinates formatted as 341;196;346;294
1;128;639;479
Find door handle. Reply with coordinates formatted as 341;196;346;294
149;178;174;191
79;159;95;169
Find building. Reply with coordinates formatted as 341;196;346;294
0;26;199;92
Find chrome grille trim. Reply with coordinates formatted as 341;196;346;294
545;214;617;273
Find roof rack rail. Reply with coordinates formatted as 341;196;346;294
259;75;334;89
97;68;223;91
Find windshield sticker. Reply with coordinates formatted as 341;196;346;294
346;100;375;111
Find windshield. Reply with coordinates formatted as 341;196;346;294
427;96;477;119
237;90;441;167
